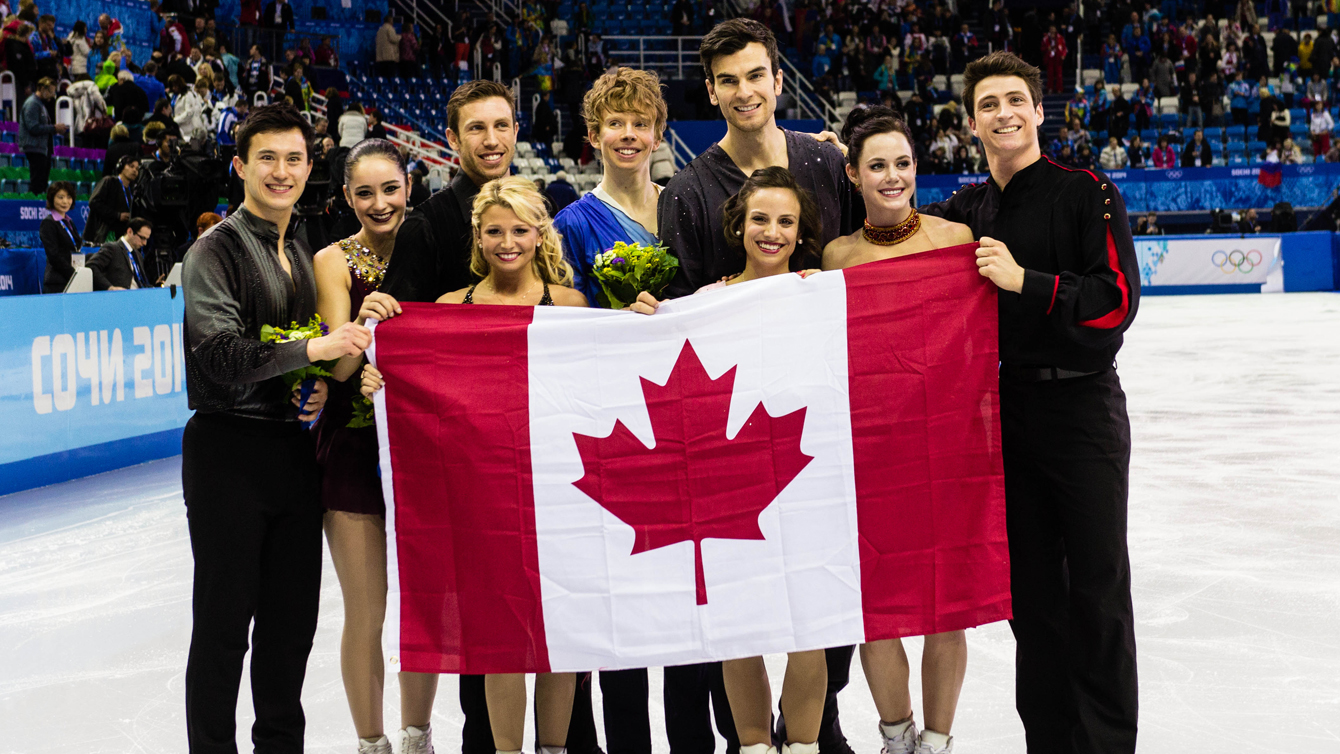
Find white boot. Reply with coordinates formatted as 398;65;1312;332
914;730;953;754
398;724;435;754
739;744;777;754
879;718;919;754
357;736;393;754
783;742;819;754
538;747;568;754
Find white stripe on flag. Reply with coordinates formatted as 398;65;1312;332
368;318;405;674
527;271;866;672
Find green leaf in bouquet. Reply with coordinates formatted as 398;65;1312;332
347;395;376;428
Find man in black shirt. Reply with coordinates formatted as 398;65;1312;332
656;18;860;754
84;155;140;244
921;51;1140;754
181;104;371;752
382;79;517;304
659;18;857;300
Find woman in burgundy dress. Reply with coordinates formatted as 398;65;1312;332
312;138;439;754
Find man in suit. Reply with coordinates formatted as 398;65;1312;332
85;156;142;244
87;218;154;289
262;0;295;30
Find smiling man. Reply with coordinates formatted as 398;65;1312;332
920;51;1141;754
659;18;857;298
382;80;518;304
181;103;373;753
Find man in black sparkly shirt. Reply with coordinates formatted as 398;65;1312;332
659;19;860;300
181;104;372;753
655;18;862;754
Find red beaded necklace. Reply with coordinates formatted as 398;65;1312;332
862;209;921;246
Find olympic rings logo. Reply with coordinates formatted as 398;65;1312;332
1212;249;1263;273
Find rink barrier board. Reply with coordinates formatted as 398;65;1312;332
1139;232;1336;294
0;289;191;498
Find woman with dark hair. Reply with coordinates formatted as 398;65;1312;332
822;105;975;754
324;86;344;124
41;180;92;292
68;20;92;81
309;138;441;754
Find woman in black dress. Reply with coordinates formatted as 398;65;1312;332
41;181;91;292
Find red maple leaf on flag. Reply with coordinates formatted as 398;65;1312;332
572;340;813;605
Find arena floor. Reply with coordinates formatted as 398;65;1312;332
2;292;1339;754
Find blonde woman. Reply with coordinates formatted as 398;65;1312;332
360;175;584;754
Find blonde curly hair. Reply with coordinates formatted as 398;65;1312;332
470;175;574;287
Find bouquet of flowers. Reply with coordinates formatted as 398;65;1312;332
348;395;375;428
590;241;680;309
259;315;337;427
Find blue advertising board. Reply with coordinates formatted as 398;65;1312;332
0;289;191;496
0;247;43;296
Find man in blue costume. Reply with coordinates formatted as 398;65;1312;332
556;66;667;306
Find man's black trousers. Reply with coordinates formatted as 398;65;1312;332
25;151;50;194
1001;369;1138;754
182;412;324;754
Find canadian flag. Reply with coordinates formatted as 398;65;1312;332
371;244;1010;675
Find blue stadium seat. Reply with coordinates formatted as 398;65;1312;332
1203;127;1223;141
1226;124;1247;141
1158;112;1178;127
1226;139;1246;156
1248;140;1267;153
1229;153;1246;165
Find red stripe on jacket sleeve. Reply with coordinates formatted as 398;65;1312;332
1046;275;1060;315
1078;224;1131;329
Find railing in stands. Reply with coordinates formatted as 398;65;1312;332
665;126;695;169
776;55;842;127
230;27;342;70
384;123;460;172
605;36;703;80
389;0;454;40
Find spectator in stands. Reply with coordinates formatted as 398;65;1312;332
1108;86;1131;141
88;218;154;289
1042;25;1067;93
146;97;182;139
1074;142;1097;170
545;170;577;212
1149;134;1176;168
1304;72;1329;106
1151;53;1174;97
1281;138;1304;164
108;69;150;124
400;22;421;79
1313;29;1338;80
1310;100;1334;161
1180;69;1202;128
40;181;89;293
239;0;260;26
29;14;58;81
1299;32;1315;78
368;109;388;140
67;21;92;81
165;49;198;85
5;21;38;98
240;44;270;95
1100;135;1129;169
1134;211;1163;235
812;43;832;80
85;155;140;244
338;101;367;148
135;61;168;110
1228;70;1253;126
217;41;240;89
376;15;401;78
1238;207;1260;233
19;77;65;195
874;53;896;93
315;36;338;68
952;23;978;74
1266;90;1291;143
283;62;312;111
1127;135;1147;169
159;12;190;57
1199;71;1224;127
217;98;248;149
97;13;123;49
533;89;557;149
1181;128;1213;167
103;124;139;176
262;0;294;30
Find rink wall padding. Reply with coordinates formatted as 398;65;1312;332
0;289;190;497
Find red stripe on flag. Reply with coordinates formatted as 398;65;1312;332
375;302;551;674
843;244;1012;641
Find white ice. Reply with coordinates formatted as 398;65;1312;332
2;292;1339;753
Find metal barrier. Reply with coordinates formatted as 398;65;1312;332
604;36;703;80
776;55;842;127
1;71;15;122
55;96;75;133
664;126;696;169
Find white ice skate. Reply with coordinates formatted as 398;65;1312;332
357;735;393;754
913;731;953;754
879;718;920;754
399;724;435;754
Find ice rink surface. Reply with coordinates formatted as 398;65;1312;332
2;292;1339;754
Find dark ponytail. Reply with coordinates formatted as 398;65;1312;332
343;138;407;187
841;105;916;167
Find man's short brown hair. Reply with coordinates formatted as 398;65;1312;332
961;51;1043;119
447;80;517;134
699;18;780;81
583;67;668;141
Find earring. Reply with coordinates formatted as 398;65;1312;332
798;238;803;244
735;230;742;235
